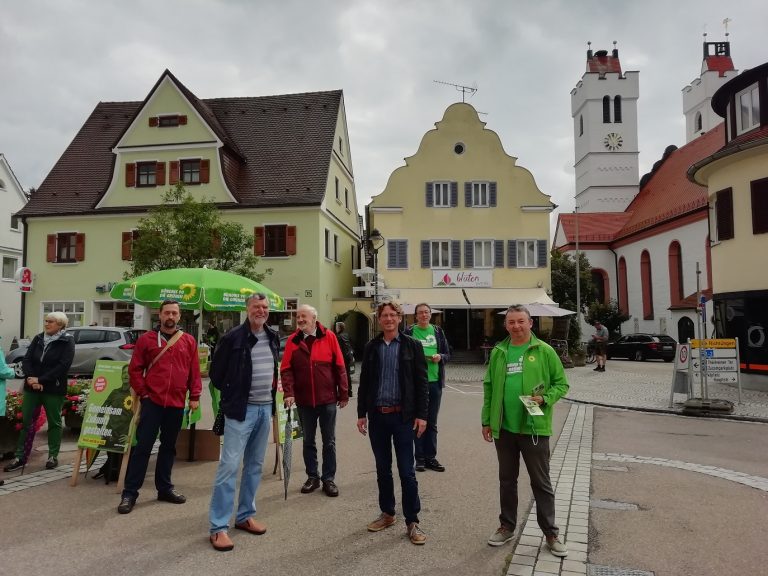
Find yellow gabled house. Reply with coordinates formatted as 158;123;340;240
367;103;556;351
16;70;361;338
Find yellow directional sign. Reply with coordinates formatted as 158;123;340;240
690;338;737;349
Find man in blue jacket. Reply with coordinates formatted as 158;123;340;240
405;303;451;472
207;293;280;552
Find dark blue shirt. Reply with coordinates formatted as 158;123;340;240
375;335;401;406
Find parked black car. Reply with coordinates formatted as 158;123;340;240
606;333;676;362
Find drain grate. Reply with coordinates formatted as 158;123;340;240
588;565;655;576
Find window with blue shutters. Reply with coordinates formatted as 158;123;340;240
506;239;546;268
451;240;460;268
464;181;497;207
450;182;458;207
427;182;453;207
387;239;408;269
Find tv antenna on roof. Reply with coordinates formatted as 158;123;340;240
434;80;477;102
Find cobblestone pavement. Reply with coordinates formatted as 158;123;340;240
445;361;768;421
3;361;767;576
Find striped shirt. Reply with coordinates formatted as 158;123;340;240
249;329;273;404
375;335;401;406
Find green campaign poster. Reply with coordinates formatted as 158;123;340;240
77;360;136;453
275;390;303;444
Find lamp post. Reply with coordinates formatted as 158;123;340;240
367;228;385;315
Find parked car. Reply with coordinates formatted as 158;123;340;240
4;326;146;378
606;333;677;362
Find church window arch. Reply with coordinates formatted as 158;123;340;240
641;250;654;320
602;96;611;123
668;241;684;304
618;257;628;315
695;111;703;132
614;96;622;123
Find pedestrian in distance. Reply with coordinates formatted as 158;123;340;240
1;335;24;481
117;300;201;514
3;312;75;472
357;301;429;545
281;305;348;497
207;293;281;552
592;320;609;372
482;305;569;557
404;303;450;472
335;321;355;397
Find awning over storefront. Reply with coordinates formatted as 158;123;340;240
393;288;556;310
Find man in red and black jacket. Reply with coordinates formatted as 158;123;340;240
118;300;201;515
281;304;348;498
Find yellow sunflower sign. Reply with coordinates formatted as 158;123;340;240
76;360;137;453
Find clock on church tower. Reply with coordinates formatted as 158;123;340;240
603;132;623;151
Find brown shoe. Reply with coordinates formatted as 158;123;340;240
367;512;396;532
235;517;267;535
407;522;427;545
210;531;234;552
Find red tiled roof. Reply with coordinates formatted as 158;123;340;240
18;73;342;217
615;124;725;239
587;51;622;75
669;288;712;310
704;55;735;76
559;212;633;244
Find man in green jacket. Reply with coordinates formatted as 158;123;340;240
481;305;569;557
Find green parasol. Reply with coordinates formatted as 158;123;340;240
110;268;285;312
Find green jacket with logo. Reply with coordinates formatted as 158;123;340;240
481;333;569;438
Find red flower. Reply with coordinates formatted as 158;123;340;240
16;412;22;419
14;423;22;431
442;273;451;284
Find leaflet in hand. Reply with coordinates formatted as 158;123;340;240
519;396;544;416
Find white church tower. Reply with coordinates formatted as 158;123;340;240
571;42;639;212
682;39;737;143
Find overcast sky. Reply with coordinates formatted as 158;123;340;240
1;0;765;222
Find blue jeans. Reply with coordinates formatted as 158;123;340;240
209;403;271;534
368;411;421;524
122;398;184;500
297;403;337;481
414;380;442;462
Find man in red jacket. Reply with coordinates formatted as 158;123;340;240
281;304;348;497
117;300;202;514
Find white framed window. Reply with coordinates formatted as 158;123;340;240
11;215;20;231
333;233;339;263
516;239;537;268
472;182;489;207
324;229;331;260
434;182;451;207
473;240;493;268
42;301;85;328
430;240;451;268
736;83;760;135
2;256;18;280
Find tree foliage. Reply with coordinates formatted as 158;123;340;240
127;184;272;282
550;250;596;351
587;300;630;340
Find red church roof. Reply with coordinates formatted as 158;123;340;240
558;124;726;246
704;55;735;76
616;124;724;240
586;49;622;75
